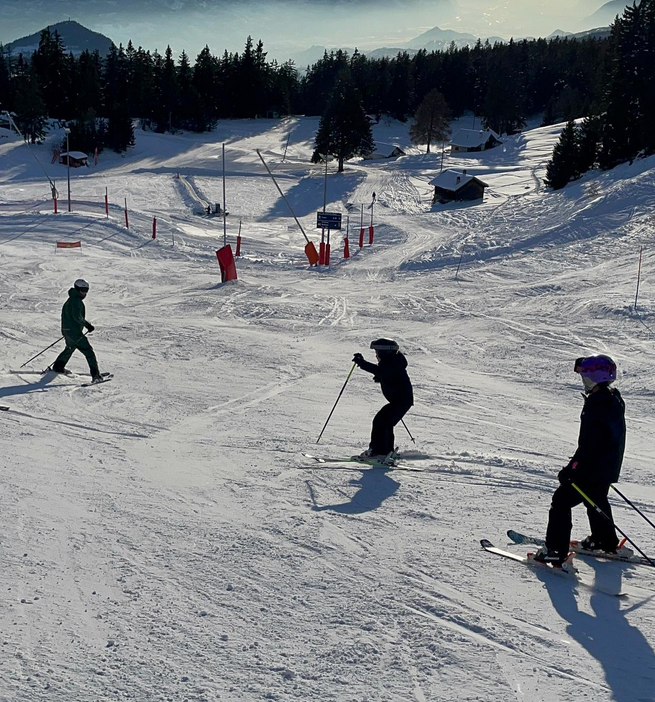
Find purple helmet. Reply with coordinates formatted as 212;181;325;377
574;355;617;384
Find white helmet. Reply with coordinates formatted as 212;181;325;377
74;278;90;291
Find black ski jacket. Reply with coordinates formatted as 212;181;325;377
358;352;414;408
570;386;626;485
61;287;92;338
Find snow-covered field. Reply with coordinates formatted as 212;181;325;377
1;116;655;702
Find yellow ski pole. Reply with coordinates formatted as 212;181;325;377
571;482;655;567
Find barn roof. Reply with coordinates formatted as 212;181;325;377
60;151;88;159
429;169;488;192
450;128;501;148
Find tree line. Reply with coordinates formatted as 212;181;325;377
546;0;655;189
0;3;651;180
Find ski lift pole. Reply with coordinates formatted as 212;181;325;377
611;484;655;533
571;482;655;567
316;363;357;444
256;149;310;244
222;143;227;248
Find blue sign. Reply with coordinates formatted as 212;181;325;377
317;212;342;230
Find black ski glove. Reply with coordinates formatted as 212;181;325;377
558;462;576;486
85;322;95;333
352;353;364;367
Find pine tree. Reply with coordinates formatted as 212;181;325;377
106;105;134;152
576;115;602;174
544;120;580;190
0;46;11;111
311;80;374;172
388;52;413;121
409;89;451;153
13;70;47;143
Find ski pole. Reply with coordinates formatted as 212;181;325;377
611;484;655;533
316;362;356;444
571;482;655;567
20;336;65;368
41;330;90;373
401;419;416;444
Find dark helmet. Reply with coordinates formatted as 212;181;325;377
574;355;617;385
370;338;399;355
74;278;90;292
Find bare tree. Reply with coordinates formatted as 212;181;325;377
409;89;451;153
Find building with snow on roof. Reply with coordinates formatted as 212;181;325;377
366;143;406;160
450;129;502;153
430;169;488;204
59;151;89;168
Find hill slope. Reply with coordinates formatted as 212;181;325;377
1;118;655;701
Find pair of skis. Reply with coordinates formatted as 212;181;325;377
505;529;654;567
301;453;422;472
482;530;655;597
8;369;113;387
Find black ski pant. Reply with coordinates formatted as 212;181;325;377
545;481;618;559
369;402;411;455
53;333;99;377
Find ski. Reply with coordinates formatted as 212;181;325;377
300;452;422;471
80;373;114;387
507;530;655;568
481;539;626;597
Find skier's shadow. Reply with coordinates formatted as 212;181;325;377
0;373;65;399
540;562;655;701
309;468;400;514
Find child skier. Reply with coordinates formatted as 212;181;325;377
352;338;413;463
534;355;627;566
51;279;103;382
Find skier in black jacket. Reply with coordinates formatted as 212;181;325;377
352;338;413;462
51;278;102;382
534;355;627;566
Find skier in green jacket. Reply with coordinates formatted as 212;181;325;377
51;279;102;382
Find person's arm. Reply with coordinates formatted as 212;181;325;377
353;353;378;375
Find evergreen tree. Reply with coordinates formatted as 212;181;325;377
388;52;413;121
13;70;47;143
311;80;374;172
193;46;218;129
31;29;72;118
600;2;645;167
577;114;602;173
0;46;11;111
106;105;134;152
409;89;451;153
544;120;580;189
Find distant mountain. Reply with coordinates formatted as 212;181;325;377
404;26;505;52
582;1;636;27
4;20;114;57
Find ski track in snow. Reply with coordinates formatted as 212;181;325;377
2;116;655;701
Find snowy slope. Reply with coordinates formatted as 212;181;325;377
1;117;655;702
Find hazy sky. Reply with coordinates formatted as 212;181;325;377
0;0;612;60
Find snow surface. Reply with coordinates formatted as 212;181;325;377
1;115;655;701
